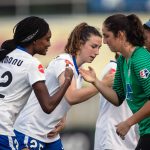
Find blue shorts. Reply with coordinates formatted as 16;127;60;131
45;139;64;150
0;134;18;150
14;130;64;150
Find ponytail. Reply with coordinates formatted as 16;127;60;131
0;39;16;61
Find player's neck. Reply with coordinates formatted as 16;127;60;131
123;44;136;59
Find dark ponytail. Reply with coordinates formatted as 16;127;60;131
0;39;16;61
127;14;144;46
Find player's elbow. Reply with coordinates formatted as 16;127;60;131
41;105;55;114
66;96;79;105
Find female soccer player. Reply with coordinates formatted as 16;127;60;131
79;14;150;150
0;16;73;149
14;22;102;150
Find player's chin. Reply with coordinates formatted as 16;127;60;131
89;57;95;63
41;49;48;55
109;47;117;52
87;60;93;63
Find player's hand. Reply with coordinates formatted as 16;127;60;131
115;120;131;140
79;66;97;84
47;118;66;138
64;63;73;84
22;148;30;150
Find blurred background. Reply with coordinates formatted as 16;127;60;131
0;0;149;149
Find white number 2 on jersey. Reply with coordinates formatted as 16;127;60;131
0;71;13;98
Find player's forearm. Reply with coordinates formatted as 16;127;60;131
126;100;150;127
67;85;98;105
93;78;120;106
48;78;72;110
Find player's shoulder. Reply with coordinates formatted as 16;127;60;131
109;60;117;65
133;47;150;59
104;60;116;69
51;53;73;66
25;56;41;67
56;53;71;61
132;47;150;66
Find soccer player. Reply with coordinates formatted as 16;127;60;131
0;16;73;149
79;14;150;150
94;53;138;150
14;22;102;150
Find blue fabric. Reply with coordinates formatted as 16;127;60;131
45;139;64;150
14;130;63;150
14;130;45;150
0;134;18;150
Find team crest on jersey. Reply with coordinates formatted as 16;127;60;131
140;69;150;79
38;64;44;73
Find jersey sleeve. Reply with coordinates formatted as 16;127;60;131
99;61;117;80
53;57;74;78
113;57;126;104
27;58;45;85
132;49;150;98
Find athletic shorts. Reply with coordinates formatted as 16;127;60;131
14;130;64;150
135;134;150;150
0;134;18;150
45;139;64;150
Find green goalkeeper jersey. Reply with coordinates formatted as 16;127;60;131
113;47;150;136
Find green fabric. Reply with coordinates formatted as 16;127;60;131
113;47;150;136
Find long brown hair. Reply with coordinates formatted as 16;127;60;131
65;22;102;56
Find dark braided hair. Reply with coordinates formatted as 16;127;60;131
64;22;102;56
0;16;49;61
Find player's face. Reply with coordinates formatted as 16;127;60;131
78;35;102;64
102;25;121;53
33;30;51;55
144;29;150;52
